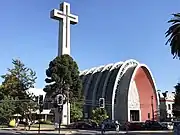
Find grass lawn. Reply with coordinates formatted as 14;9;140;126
0;125;8;128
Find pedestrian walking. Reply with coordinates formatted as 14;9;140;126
16;118;20;128
174;123;180;135
28;119;31;130
115;121;120;133
101;122;105;135
125;121;130;134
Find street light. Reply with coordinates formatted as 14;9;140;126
67;87;70;125
56;94;63;134
38;95;43;135
38;95;44;113
151;96;154;121
99;98;105;108
56;94;63;106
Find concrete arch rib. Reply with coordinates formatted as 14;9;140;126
83;67;97;96
128;64;159;120
80;69;89;76
84;65;105;101
80;69;90;83
91;63;114;106
102;61;123;98
111;59;139;120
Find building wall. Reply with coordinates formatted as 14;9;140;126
114;67;135;123
134;67;158;121
80;60;159;123
105;68;121;118
128;81;141;121
159;92;175;121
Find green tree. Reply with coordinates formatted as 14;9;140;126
43;54;83;103
0;95;15;124
1;59;37;117
70;101;83;122
91;108;109;125
166;13;180;59
173;83;180;118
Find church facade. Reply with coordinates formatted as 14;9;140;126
80;59;159;123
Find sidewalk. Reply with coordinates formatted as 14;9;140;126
0;127;174;135
0;127;77;134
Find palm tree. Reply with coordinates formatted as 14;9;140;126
166;13;180;59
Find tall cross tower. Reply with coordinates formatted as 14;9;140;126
50;2;78;56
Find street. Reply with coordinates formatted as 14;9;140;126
0;129;173;135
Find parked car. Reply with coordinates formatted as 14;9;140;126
161;122;173;130
128;122;145;131
143;120;168;130
120;122;145;131
101;119;122;131
84;119;98;129
172;121;180;130
68;120;97;130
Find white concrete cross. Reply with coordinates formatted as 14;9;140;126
50;2;78;56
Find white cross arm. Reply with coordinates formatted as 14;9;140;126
69;14;78;24
50;9;65;20
50;9;78;25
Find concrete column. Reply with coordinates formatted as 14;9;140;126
54;102;70;126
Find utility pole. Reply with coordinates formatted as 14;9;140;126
56;94;63;135
38;95;44;135
58;107;62;135
151;96;155;121
67;87;70;125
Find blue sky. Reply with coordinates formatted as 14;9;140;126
0;0;180;91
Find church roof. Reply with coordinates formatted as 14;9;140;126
80;59;139;75
80;59;159;121
28;88;46;98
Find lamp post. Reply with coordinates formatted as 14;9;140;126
67;87;70;125
151;96;155;121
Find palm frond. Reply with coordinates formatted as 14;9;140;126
166;13;180;59
165;24;180;45
170;34;180;58
168;19;180;24
172;13;180;18
166;24;180;36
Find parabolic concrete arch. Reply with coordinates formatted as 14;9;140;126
128;64;159;121
111;59;139;120
83;67;97;96
91;63;114;106
102;61;123;97
80;59;159;123
83;65;105;117
79;69;89;76
84;65;105;100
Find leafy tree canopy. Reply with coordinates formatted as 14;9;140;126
173;83;180;117
91;108;109;125
70;101;83;122
43;54;83;102
166;13;180;59
0;95;15;124
0;59;37;117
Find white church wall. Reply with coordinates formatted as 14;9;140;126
54;102;70;126
159;91;175;121
28;88;46;98
114;66;136;123
128;81;141;121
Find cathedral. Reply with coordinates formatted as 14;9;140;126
80;59;159;123
46;2;160;125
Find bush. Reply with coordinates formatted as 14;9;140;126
91;108;109;125
0;117;8;125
